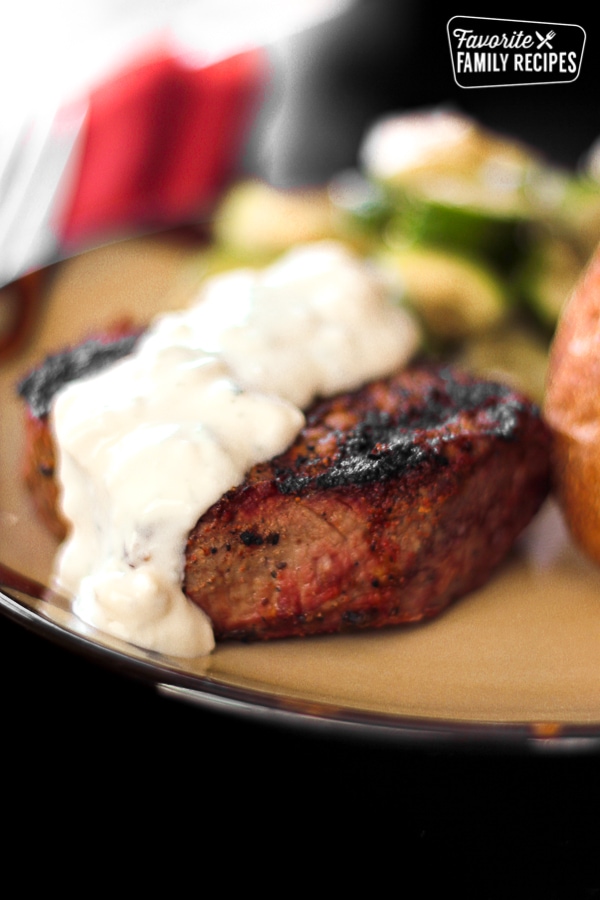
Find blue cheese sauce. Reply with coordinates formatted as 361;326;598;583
51;242;420;656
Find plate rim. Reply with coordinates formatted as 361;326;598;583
2;580;600;753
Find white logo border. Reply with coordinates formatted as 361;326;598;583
446;16;587;89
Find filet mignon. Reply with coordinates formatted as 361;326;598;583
19;349;551;642
185;364;550;639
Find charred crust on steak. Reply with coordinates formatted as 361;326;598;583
183;364;551;642
240;529;265;546
18;333;139;419
274;367;527;495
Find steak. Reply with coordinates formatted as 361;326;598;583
19;350;551;642
19;331;139;541
184;365;550;640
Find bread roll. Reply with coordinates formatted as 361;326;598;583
545;245;600;562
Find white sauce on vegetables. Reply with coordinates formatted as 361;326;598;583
51;242;420;657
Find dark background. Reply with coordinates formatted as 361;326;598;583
2;0;600;882
248;0;600;185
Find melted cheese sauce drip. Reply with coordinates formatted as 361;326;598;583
51;242;420;657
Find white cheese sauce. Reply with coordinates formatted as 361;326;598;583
50;241;420;657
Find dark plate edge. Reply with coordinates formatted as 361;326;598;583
2;580;600;754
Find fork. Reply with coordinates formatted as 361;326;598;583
535;29;556;48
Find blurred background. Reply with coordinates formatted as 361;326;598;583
2;0;598;284
250;0;599;184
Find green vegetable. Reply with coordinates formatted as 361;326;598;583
376;243;508;343
517;235;585;330
384;193;525;271
456;323;549;405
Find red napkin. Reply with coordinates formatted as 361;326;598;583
0;41;267;359
58;44;268;249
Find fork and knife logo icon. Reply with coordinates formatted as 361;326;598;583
536;29;556;48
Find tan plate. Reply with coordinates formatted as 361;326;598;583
2;234;600;749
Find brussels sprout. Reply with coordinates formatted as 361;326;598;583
376;243;508;343
212;179;341;255
518;235;586;330
457;322;549;405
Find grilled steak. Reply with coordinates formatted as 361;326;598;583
19;348;551;642
19;331;139;541
184;365;550;640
